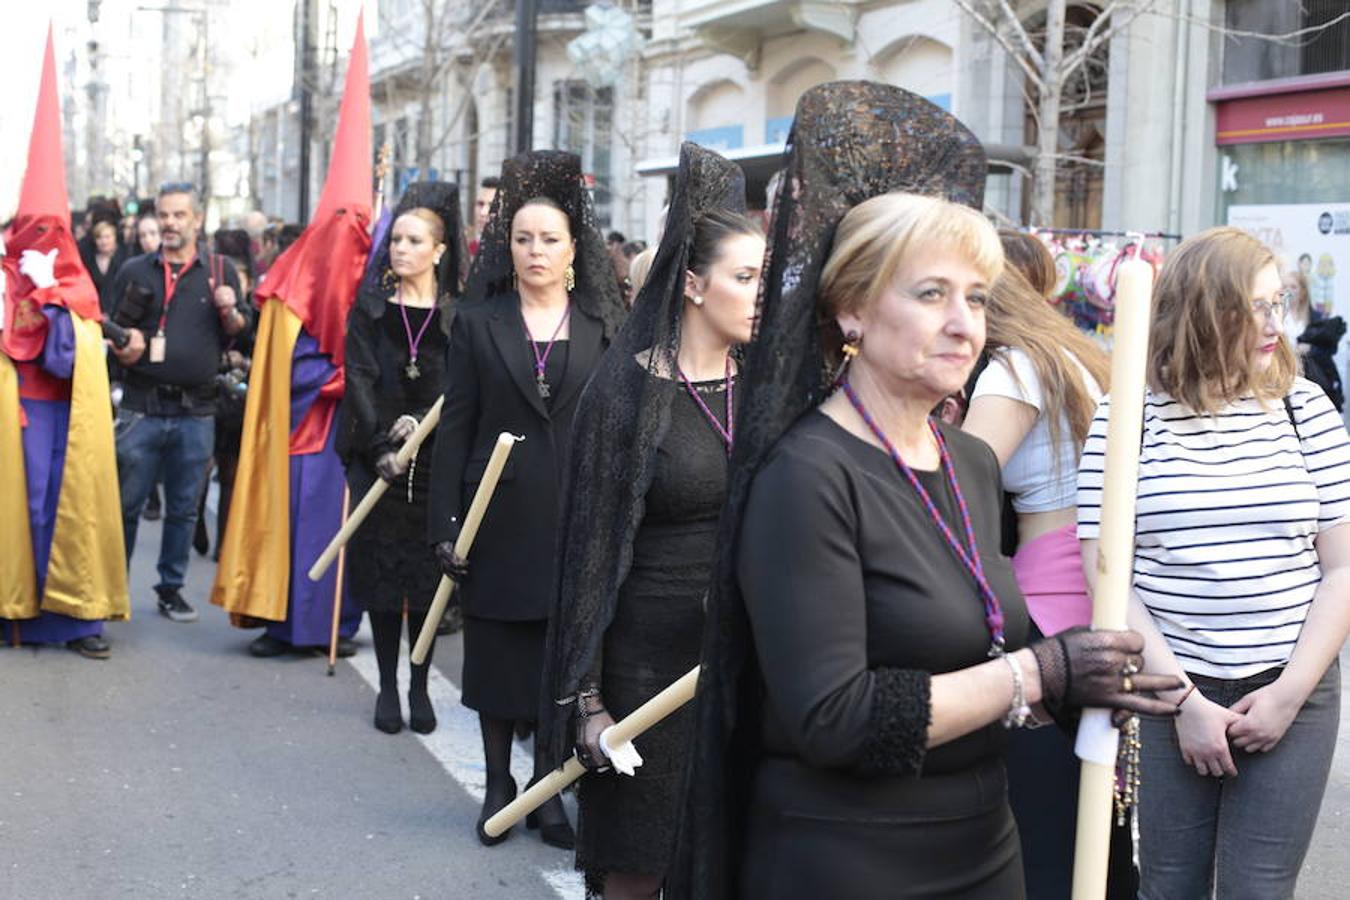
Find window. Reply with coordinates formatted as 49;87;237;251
553;80;614;228
1223;0;1350;84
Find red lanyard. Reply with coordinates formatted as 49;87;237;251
157;252;221;333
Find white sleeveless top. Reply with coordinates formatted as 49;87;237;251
970;347;1101;514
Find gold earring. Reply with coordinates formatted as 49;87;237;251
381;267;396;288
564;265;576;292
832;330;861;385
512;271;518;290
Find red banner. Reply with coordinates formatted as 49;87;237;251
1216;86;1350;145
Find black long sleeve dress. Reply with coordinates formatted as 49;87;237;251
339;296;450;613
734;410;1030;899
576;374;729;888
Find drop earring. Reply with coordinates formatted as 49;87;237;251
564;265;576;293
831;329;861;385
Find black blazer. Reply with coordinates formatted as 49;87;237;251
427;292;607;621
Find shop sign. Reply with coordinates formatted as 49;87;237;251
1216;87;1350;145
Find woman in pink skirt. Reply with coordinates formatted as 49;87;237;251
962;230;1124;898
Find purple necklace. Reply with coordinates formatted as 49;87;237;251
396;286;435;380
678;357;734;456
840;376;1007;655
522;301;571;399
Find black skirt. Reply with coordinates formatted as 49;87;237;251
461;615;547;720
346;453;440;614
739;756;1024;899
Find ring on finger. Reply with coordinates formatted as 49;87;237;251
1122;674;1135;693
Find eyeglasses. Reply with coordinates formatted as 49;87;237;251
1251;289;1295;322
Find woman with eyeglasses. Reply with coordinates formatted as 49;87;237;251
1077;227;1350;898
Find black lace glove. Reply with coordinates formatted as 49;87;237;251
375;451;408;482
433;540;469;582
574;689;614;772
1032;627;1183;721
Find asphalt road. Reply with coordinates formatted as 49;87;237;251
2;513;1347;899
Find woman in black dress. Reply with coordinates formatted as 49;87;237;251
428;151;625;849
341;182;466;735
667;82;1182;900
542;143;763;898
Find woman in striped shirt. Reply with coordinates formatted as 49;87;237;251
1078;227;1350;899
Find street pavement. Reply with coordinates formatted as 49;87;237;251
2;512;1349;898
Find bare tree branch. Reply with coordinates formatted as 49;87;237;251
950;0;1046;91
1060;0;1154;84
994;0;1045;71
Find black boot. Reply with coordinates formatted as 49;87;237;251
368;611;404;734
407;608;436;734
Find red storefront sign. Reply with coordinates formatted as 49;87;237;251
1215;85;1350;145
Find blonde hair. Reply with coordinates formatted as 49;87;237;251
985;262;1110;454
628;245;656;296
1149;227;1295;414
818;192;1003;365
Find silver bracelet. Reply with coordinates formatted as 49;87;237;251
1001;652;1031;729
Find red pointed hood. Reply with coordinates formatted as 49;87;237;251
3;24;100;359
255;12;372;373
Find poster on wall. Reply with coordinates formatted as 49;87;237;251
1228;203;1350;318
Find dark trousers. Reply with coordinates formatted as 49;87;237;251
115;409;214;591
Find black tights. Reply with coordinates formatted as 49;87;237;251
479;713;567;825
367;609;434;696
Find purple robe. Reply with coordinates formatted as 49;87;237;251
1;308;102;644
263;329;362;646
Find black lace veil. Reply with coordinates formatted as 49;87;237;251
666;82;988;898
539;143;747;770
465;150;624;337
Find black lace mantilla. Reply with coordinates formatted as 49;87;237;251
465;150;624;340
666;82;989;900
540;142;747;773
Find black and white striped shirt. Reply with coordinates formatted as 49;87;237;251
1077;378;1350;679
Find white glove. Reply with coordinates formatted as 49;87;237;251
19;248;58;289
598;725;644;777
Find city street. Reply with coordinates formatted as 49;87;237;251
1;510;1348;899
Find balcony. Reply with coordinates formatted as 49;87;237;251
676;0;867;66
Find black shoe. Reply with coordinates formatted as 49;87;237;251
408;688;436;734
335;637;358;658
66;635;111;660
193;520;209;556
156;588;199;623
374;688;403;734
526;795;575;850
248;633;289;657
436;604;463;636
142;495;161;521
476;777;518;846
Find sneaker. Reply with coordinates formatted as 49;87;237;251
156;589;199;623
66;634;111;660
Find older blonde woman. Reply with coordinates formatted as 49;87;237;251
1079;227;1350;898
729;192;1180;898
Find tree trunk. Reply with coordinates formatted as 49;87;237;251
1032;0;1066;227
415;4;438;174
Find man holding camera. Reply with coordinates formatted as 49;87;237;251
108;183;249;623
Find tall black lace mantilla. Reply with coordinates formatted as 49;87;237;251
338;181;467;467
464;149;624;339
539;142;747;770
665;82;989;899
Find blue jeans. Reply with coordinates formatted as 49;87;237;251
115;409;214;592
1137;661;1341;900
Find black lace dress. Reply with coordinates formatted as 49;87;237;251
343;301;448;613
577;376;729;888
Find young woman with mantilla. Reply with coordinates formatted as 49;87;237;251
427;151;625;850
666;82;1183;900
340;182;466;735
543;142;764;898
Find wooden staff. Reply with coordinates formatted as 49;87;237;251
1071;257;1154;900
410;432;519;665
484;666;700;838
308;396;445;581
326;485;351;676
